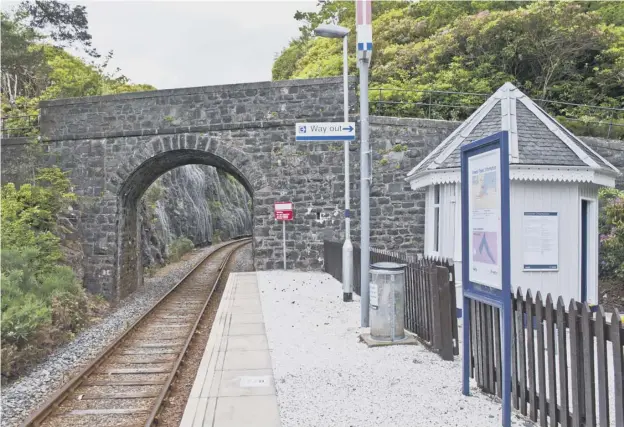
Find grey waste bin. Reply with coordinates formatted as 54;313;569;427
369;262;406;342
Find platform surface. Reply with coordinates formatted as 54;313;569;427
182;271;534;427
180;272;280;427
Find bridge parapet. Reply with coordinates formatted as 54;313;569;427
40;77;356;142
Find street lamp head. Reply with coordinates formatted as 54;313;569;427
313;23;350;39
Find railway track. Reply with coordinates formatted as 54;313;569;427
21;237;251;427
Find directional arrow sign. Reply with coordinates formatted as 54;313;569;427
296;122;356;141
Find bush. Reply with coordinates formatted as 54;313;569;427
0;168;99;381
1;292;51;346
599;188;624;280
168;237;194;262
0;247;91;378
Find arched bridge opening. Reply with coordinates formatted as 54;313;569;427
22;77;354;302
115;147;261;301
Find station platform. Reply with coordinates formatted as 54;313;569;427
180;272;280;427
181;271;532;427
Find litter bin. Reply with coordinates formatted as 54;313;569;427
369;262;406;342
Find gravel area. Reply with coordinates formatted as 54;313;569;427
229;242;254;272
0;242;231;427
257;271;535;427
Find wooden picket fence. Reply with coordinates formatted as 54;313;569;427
323;240;458;360
470;288;624;427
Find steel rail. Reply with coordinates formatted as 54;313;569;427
20;236;251;427
145;238;249;426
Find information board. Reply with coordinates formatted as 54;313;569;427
522;212;558;270
460;131;512;427
467;150;502;289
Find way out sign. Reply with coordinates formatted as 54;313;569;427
274;202;293;221
296;122;356;141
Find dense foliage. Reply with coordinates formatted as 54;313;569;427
599;188;624;281
1;1;154;136
0;168;105;380
273;1;624;136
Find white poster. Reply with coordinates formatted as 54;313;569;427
369;282;379;310
523;212;558;270
467;150;502;289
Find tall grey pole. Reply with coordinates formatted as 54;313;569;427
342;34;353;302
359;54;370;327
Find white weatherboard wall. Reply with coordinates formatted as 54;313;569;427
424;183;462;313
424;183;457;259
509;181;598;304
426;181;600;311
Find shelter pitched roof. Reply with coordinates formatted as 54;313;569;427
406;83;619;180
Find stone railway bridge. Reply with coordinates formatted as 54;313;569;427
2;77;623;301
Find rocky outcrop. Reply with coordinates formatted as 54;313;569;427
139;165;252;267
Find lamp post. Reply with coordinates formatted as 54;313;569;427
313;23;353;302
356;0;373;327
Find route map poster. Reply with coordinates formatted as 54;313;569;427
467;149;502;289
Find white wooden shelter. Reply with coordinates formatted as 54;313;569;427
406;83;620;309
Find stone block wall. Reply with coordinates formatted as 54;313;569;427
2;75;623;300
1;137;38;186
39;77;352;141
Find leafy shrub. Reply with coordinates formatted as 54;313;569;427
0;168;99;381
168;237;195;262
51;290;89;333
599;188;624;280
1;291;51;346
275;1;624;139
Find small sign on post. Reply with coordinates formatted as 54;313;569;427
295;122;356;141
274;202;293;269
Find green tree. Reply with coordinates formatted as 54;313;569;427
0;13;47;103
1;1;155;136
15;0;99;57
273;1;624;130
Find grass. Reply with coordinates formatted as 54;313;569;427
167;237;195;263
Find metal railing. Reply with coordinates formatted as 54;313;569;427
3;89;621;139
0;114;40;138
368;87;624;140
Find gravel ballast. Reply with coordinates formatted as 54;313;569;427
257;271;535;427
1;243;231;427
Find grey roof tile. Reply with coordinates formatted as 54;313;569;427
439;101;501;169
533;103;611;169
516;102;585;166
417;129;462;171
409;82;618;176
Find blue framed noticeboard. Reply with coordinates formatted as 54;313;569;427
460;131;512;427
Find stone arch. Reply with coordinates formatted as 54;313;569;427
111;133;267;300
